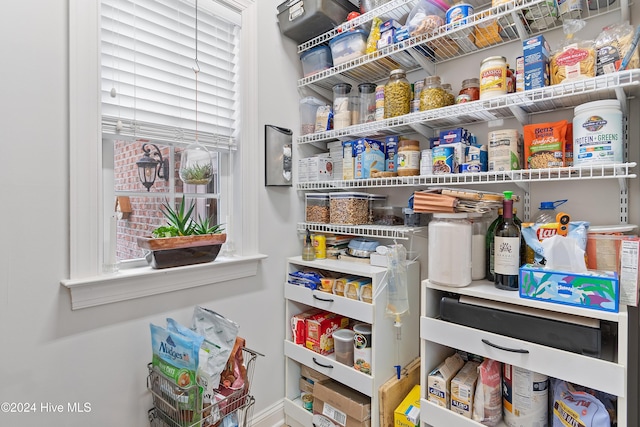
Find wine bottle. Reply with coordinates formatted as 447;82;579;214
494;191;520;291
485;209;502;282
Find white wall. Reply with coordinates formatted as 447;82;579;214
0;1;301;426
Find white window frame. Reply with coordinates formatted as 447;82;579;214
62;0;264;310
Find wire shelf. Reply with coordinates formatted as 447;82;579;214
147;347;261;427
297;70;640;144
297;0;623;92
297;163;637;190
297;222;424;240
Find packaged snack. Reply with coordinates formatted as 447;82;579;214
366;17;383;53
595;22;640;74
521;221;590;265
551;379;611;427
524;120;568;169
472;359;502;426
550;19;596;85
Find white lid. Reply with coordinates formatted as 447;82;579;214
574;99;620;114
330;192;370;199
433;213;469;219
588;224;638;234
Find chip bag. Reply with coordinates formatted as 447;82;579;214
521;221;589;265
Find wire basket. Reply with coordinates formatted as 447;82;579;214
147;347;260;427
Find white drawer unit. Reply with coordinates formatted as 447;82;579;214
283;256;420;427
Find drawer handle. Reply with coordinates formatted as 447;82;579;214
482;339;529;354
313;294;334;303
313;357;334;369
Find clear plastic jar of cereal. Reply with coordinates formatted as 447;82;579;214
419;75;448;111
384;69;411;118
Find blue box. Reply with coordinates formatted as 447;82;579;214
385;136;399;172
380;19;402;33
523;35;550;91
439;128;469;145
519;264;619;313
354;138;384;179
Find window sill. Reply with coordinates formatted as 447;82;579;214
61;254;268;310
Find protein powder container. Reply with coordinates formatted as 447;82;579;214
573;99;624;166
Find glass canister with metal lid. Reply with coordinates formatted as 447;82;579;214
384;69;411;118
419;75;448;111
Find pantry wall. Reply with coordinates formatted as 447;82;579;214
0;1;304;426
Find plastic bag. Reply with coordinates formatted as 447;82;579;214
521;221;589;265
595;22;640;74
550;19;596;84
406;0;448;37
551;379;611;426
472;359;502;426
386;244;410;318
366;17;383;53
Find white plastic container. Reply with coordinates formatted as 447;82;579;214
299;97;326;135
329;30;367;66
573;99;624;166
428;213;472;287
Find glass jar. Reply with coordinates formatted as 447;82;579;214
358;83;377;124
459;77;480;101
441;83;456;106
479;56;507;100
428;213;472;287
333;83;352;130
384;69;411;118
419;75;448;111
396;139;420;176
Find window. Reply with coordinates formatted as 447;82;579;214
64;0;262;309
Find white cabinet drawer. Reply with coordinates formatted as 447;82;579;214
285;284;373;323
421;398;508;427
421;317;625;397
284;340;374;396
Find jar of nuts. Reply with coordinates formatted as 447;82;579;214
384;69;411;119
420;75;448;111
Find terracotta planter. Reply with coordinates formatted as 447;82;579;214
137;233;227;269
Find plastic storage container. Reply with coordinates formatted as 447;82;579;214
359;83;377;124
368;194;388;224
333;328;355;365
372;206;404;225
330;192;370;224
428;213;472;287
277;0;359;44
300;45;333;77
333;83;352;130
305;193;330;223
329;29;368;66
299;97;326;135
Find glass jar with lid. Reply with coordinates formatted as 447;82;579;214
384;69;411;118
358;83;377;124
459;77;480;101
441;83;456;106
428;213;472;287
419;75;448;111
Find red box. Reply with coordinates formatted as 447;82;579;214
306;312;349;355
291;308;324;345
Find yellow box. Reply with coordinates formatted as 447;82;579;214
394;385;421;427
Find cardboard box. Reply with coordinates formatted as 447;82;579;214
291;308;323;345
313;380;371;427
301;365;331;384
450;361;479;418
343;140;355;180
523;35;550;91
394;385;421;427
519;264;619;312
306;312;350;355
427;353;465;408
354;138;384;179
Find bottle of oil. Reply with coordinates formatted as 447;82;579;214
302;228;316;261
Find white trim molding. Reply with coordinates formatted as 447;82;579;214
250;399;285;427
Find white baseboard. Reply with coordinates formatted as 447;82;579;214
250;399;285;427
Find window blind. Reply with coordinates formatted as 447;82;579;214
101;0;240;149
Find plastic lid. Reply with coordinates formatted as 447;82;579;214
433;213;469;219
330;191;370;199
368;193;387;200
329;29;367;45
306;192;330;199
299;45;330;60
300;96;326;106
574;99;621;115
503;190;513;200
461;78;479;88
358;83;377;93
588;224;638;234
353;323;372;334
539;199;567;209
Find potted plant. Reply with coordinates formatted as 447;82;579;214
179;162;214;186
137;198;226;269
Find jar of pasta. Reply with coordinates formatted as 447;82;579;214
384;69;411;118
441;83;456;106
420;75;448;111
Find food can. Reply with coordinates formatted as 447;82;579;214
432;145;456;174
413;79;424;100
480;56;508;100
312;234;326;259
410;99;421;113
488;129;521;171
573;99;623;166
353;323;372;375
515;56;524;92
455;94;472;104
446;3;474;38
503;365;548;427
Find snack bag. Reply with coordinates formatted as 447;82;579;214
366;17;383;54
551;379;611;427
406;0;447;37
550;19;596;84
521;221;589;265
472;359;502;426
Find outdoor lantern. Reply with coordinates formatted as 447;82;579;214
136;143;169;191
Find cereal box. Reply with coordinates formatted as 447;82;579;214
306;312;350;355
523;35;550;91
354;138;384;179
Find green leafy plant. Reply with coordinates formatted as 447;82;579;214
180;163;213;185
151;198;224;238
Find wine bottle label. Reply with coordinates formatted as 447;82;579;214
494;236;520;275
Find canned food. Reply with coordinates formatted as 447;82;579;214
480;56;508;100
312;234;326;259
446;3;474;39
456;94;472;103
